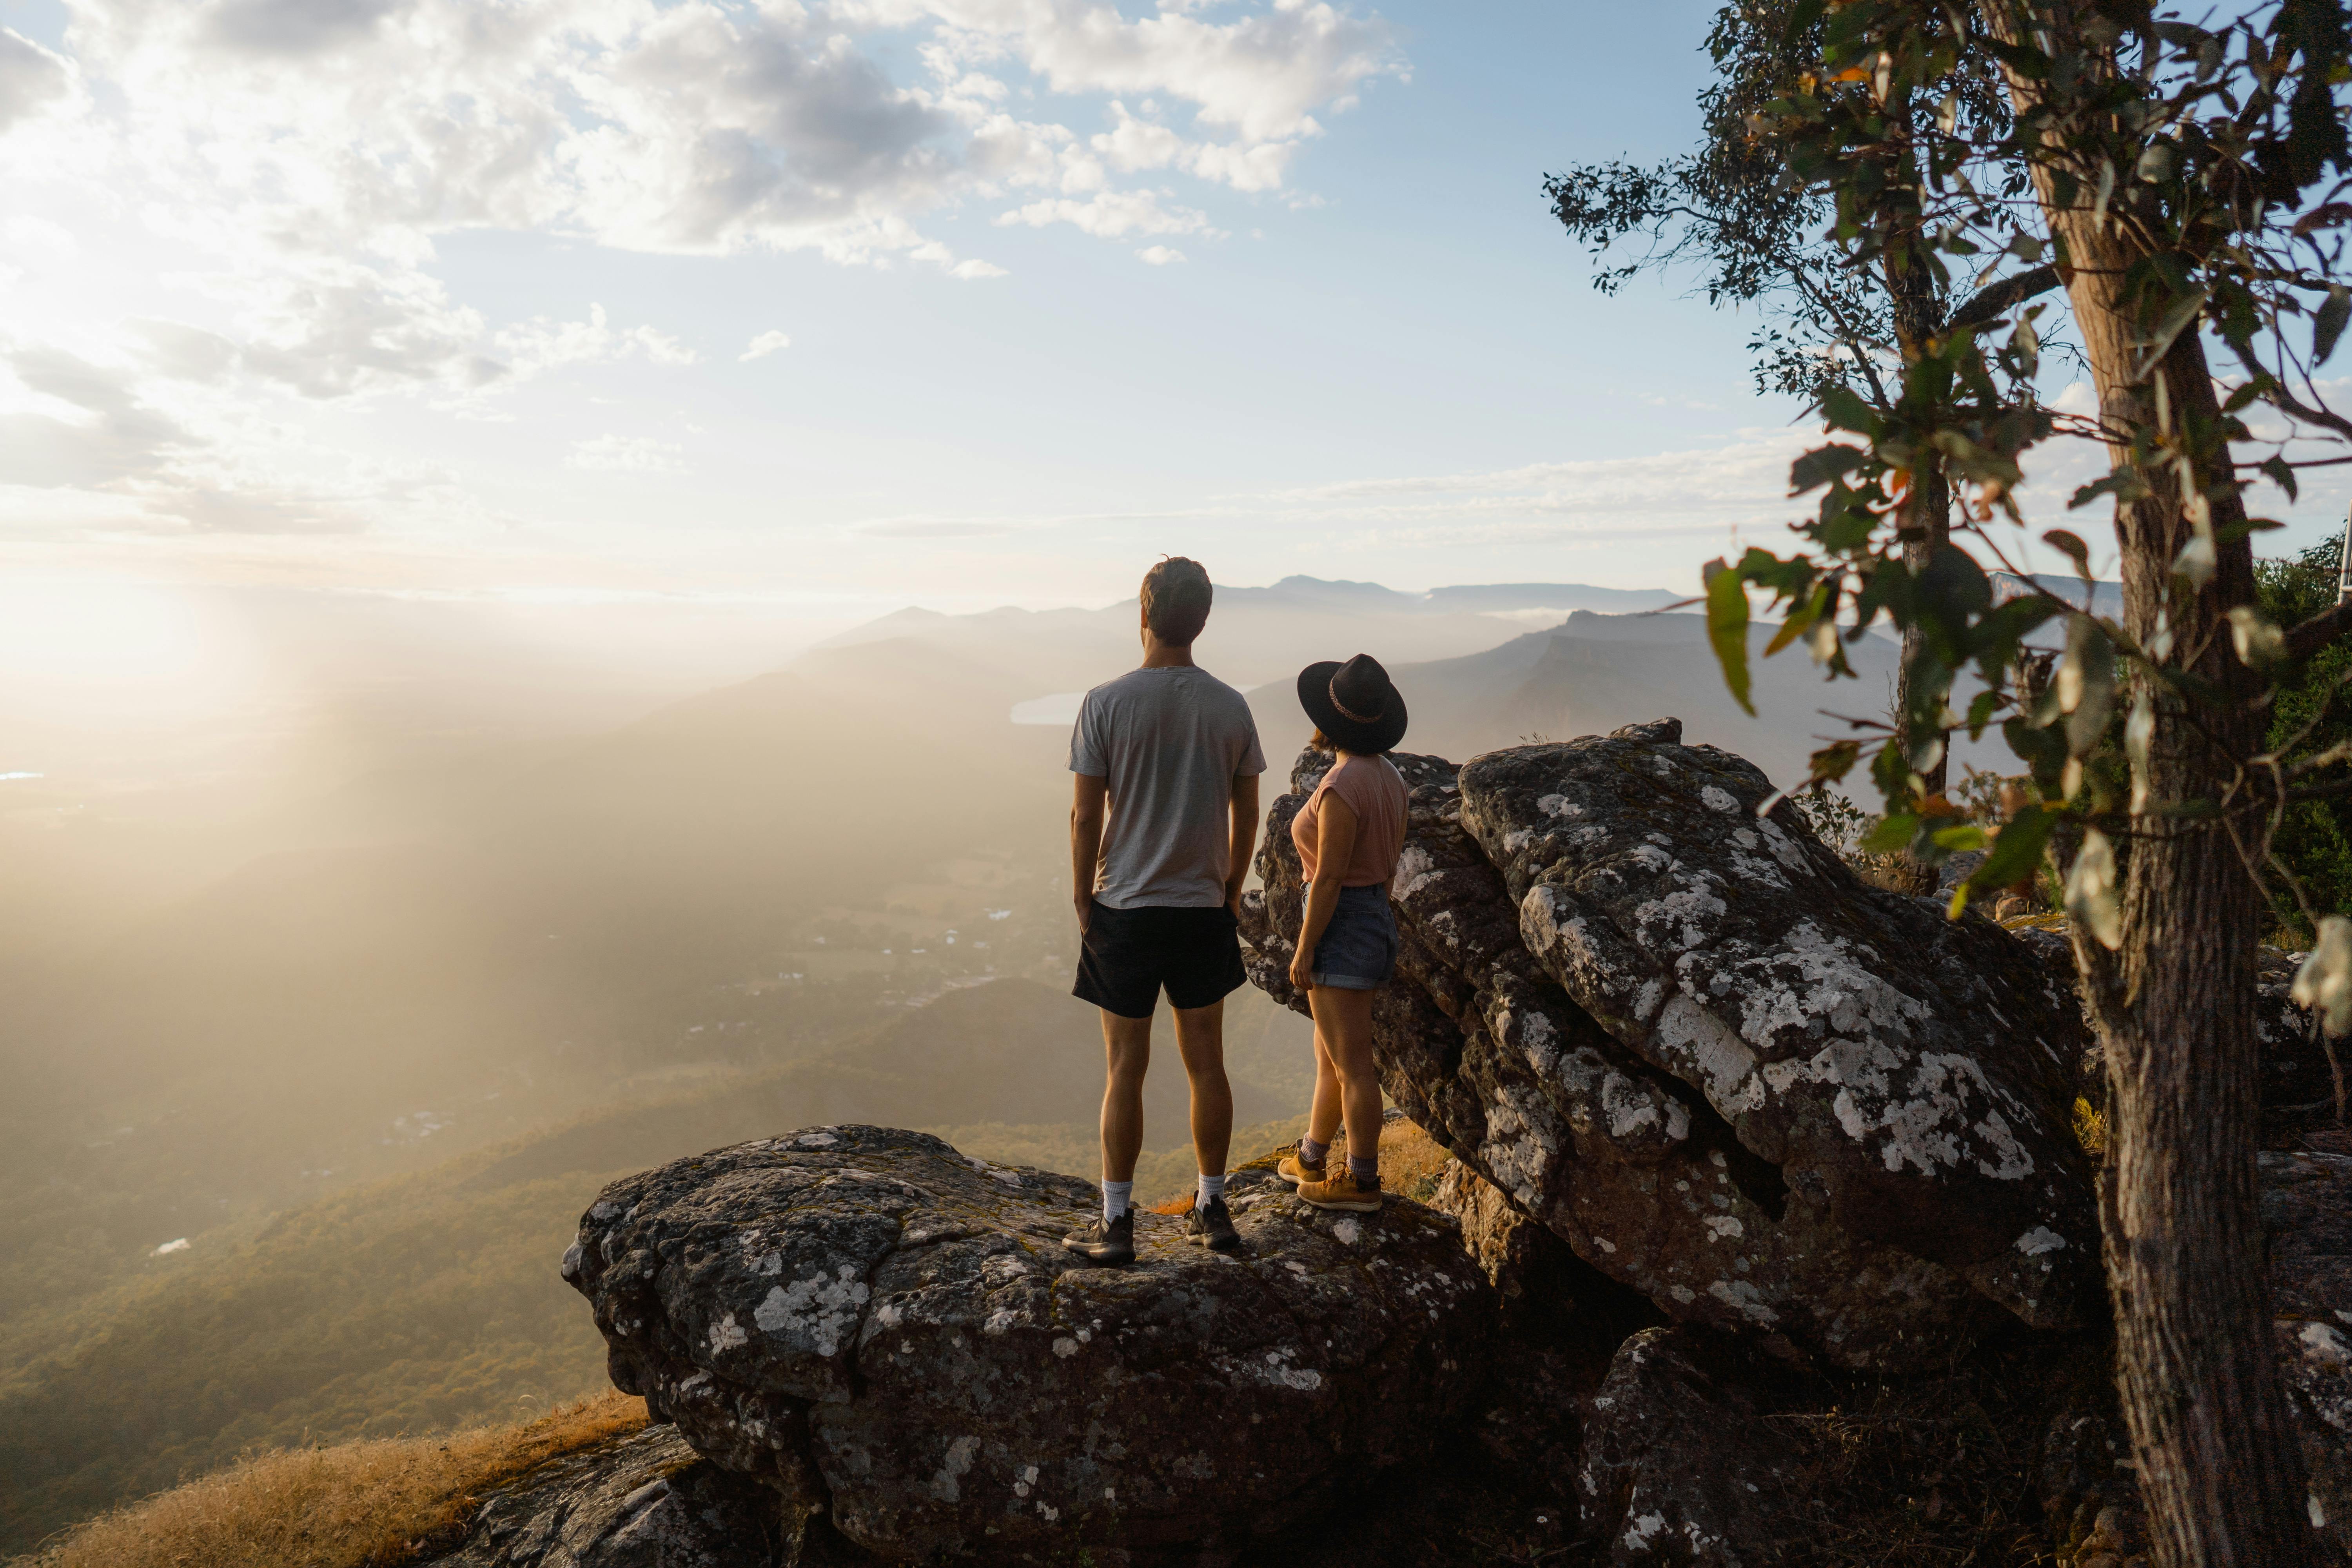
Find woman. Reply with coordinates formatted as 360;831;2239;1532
1277;653;1410;1214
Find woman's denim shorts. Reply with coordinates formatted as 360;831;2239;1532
1310;884;1400;990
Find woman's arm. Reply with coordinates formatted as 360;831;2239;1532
1288;790;1358;991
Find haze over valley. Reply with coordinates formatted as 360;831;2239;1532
2;570;1916;1550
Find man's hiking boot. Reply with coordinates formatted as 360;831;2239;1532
1061;1210;1136;1265
1275;1152;1325;1188
1185;1194;1240;1251
1296;1170;1383;1214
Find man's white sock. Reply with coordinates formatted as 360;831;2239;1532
1102;1180;1133;1221
1196;1171;1227;1209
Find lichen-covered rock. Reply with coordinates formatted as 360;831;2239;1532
2262;1150;2352;1551
1574;1328;1804;1565
1243;726;2097;1369
427;1426;785;1568
1459;725;2096;1329
563;1125;1495;1564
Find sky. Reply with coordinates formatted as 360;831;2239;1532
1;0;2347;643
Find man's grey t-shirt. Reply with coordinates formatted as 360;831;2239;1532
1070;666;1267;909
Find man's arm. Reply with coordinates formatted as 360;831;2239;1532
1071;772;1109;934
1225;771;1260;915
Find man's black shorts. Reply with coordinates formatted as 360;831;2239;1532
1073;900;1248;1019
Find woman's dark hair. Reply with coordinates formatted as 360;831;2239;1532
1310;727;1380;757
1140;557;1212;645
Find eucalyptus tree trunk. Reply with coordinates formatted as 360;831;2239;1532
1975;3;2317;1560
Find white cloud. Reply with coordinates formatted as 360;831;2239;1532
0;0;1401;533
0;29;71;135
740;330;794;361
998;188;1213;239
908;0;1402;142
567;434;685;473
1246;434;1823;543
1091;102;1295;193
1136;245;1186;265
494;306;697;380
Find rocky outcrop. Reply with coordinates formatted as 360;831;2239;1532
1428;1159;1662;1348
562;1125;1495;1564
1241;722;2098;1369
1574;1328;1804;1565
428;1426;782;1568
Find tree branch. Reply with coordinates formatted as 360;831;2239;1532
1944;264;2063;333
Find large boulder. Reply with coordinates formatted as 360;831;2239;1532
1241;723;2098;1370
562;1125;1495;1564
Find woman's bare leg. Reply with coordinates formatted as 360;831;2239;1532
1305;1012;1344;1151
1311;985;1381;1174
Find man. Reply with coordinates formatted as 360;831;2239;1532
1061;557;1265;1265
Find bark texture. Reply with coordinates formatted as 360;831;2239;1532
1975;2;2318;1559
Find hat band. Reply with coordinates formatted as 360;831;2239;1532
1329;676;1384;725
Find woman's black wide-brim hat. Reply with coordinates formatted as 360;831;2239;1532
1297;653;1408;755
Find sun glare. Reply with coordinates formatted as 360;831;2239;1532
0;576;272;729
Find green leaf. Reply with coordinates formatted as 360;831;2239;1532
1861;813;1918;856
1707;565;1755;718
1789;443;1867;495
1964;688;2003;739
2130;285;2210;382
1803;739;1864;788
1765;583;1826;658
1965;805;2057;894
2070;468;2151;510
2318;285;2351;368
2293;917;2352;1039
2262;454;2301;503
1818;382;1880;436
1932;824;1989;852
2042;528;2093;577
2223;377;2271;414
2065;828;2123;950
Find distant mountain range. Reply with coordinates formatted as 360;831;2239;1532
813;575;1686;694
1209;576;1684;614
1991;571;2123;615
1236;608;1915;791
813;583;1923;791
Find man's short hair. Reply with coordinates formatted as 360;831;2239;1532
1141;557;1212;646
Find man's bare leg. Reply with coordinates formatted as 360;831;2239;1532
1065;1010;1151;1263
1098;1010;1152;1187
1172;999;1232;1180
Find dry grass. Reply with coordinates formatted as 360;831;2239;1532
17;1392;646;1568
1764;1366;2063;1567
